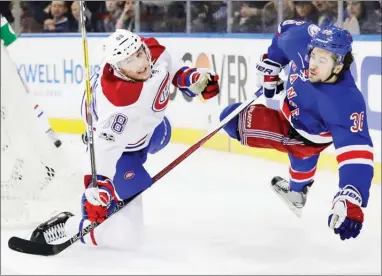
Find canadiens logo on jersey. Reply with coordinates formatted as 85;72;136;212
152;73;170;112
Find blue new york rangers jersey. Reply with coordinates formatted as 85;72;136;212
267;20;374;206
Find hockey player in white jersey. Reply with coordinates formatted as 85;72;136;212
29;29;220;249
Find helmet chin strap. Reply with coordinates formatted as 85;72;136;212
323;68;338;82
323;58;342;82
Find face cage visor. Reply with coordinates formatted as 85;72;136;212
116;44;152;72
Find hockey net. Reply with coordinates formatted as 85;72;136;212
1;43;83;228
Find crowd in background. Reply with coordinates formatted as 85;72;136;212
1;0;381;35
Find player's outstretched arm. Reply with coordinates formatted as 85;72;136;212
321;92;374;241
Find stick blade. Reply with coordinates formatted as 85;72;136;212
8;237;57;256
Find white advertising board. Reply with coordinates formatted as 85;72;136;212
7;34;382;165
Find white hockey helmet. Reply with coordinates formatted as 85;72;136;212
102;29;151;68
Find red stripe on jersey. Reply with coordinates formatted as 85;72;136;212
336;150;374;163
281;100;291;120
101;64;143;107
153;73;170;112
289;167;317;181
319;132;332;137
90;230;97;246
127;135;148;146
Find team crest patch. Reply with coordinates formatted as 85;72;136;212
152;73;170;112
124;171;135;180
308;24;321;37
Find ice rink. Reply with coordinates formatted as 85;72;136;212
1;136;381;275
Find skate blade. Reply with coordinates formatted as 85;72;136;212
271;185;303;218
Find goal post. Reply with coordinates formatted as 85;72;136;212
1;43;83;228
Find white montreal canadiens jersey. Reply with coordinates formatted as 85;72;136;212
80;38;177;179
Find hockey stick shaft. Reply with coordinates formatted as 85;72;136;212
79;1;98;187
69;89;263;244
152;89;263;183
8;88;263;256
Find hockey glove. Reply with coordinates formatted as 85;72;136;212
173;67;220;100
255;54;284;98
82;176;120;223
328;185;364;241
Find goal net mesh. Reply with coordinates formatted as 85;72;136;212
1;43;83;229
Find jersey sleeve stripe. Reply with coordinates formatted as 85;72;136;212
338;159;374;168
336;148;374;168
335;144;373;155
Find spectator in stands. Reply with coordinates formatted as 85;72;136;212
96;0;122;32
138;2;166;32
232;1;263;33
262;0;295;33
191;2;228;32
69;1;94;32
9;0;42;33
293;1;318;24
24;2;51;26
373;0;382;33
343;0;381;34
211;2;228;33
151;2;186;32
115;0;135;31
312;1;338;27
191;2;214;32
43;1;70;32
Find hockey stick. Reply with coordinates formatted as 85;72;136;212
79;1;98;187
8;90;263;256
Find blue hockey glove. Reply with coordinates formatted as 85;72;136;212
328;185;364;240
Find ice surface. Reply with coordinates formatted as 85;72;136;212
1;135;381;275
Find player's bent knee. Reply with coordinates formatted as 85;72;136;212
148;116;172;154
78;196;144;250
114;154;153;199
220;103;241;140
102;196;144;250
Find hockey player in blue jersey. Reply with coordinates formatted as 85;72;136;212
220;21;374;241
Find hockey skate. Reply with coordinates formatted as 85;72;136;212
30;212;73;244
270;176;312;218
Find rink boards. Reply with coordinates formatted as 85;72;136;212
10;33;381;184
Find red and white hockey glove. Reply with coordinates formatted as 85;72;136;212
255;54;284;98
83;176;120;223
328;185;364;240
173;67;220;100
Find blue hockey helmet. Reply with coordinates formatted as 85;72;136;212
307;25;353;64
